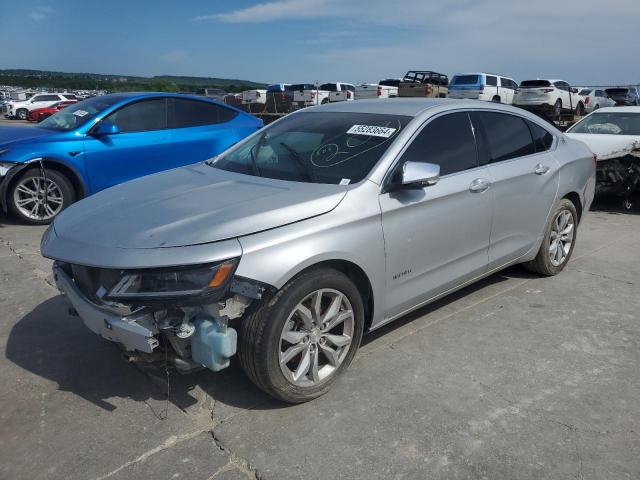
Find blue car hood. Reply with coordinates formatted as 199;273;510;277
52;163;347;249
0;126;57;147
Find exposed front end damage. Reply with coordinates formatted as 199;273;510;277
52;261;272;373
595;141;640;208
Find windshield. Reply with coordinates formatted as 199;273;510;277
291;84;315;91
38;95;129;131
451;75;480;86
606;88;628;95
211;112;410;184
568;112;640;135
520;80;552;88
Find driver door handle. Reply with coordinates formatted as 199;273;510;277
534;164;550;175
469;178;491;193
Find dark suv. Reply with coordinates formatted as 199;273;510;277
605;87;640;106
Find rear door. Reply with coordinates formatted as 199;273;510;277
84;98;172;192
486;75;499;100
169;98;241;163
379;111;492;318
470;111;559;268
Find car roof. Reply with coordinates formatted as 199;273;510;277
592;106;640;113
300;98;548;118
453;72;513;78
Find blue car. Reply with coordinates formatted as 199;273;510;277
0;92;263;224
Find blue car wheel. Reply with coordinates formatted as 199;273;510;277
8;169;75;225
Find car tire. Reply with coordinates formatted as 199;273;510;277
16;109;28;121
238;268;364;403
576;102;585;117
523;198;578;276
553;99;562;119
321;98;329;104
8;168;75;225
594;104;600;111
492;96;501;103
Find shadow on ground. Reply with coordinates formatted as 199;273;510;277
5;266;527;415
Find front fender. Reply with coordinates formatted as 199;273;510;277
0;156;87;212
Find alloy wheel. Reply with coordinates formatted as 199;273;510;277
12;176;64;221
549;209;574;266
279;288;355;387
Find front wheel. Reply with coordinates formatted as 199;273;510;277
523;199;578;275
239;268;364;403
16;109;28;120
8;169;75;225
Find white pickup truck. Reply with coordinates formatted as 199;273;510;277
355;79;400;100
294;82;355;106
241;89;267;105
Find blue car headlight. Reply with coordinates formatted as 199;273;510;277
104;259;238;301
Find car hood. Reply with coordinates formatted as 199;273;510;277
566;133;640;160
0;126;57;147
53;163;348;249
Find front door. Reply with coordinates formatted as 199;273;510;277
84;98;172;192
379;111;493;319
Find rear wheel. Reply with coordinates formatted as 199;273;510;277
553;99;562;119
523;199;577;276
8;169;75;225
576;102;585;117
239;268;364;403
492;96;501;103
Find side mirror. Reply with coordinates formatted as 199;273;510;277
401;161;440;189
92;119;119;136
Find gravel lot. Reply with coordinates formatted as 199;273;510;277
0;172;639;478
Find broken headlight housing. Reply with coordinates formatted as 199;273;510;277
104;259;238;302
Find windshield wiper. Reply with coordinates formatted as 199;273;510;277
279;141;317;183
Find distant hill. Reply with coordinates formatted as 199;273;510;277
0;69;266;93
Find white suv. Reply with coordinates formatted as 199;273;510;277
447;73;517;104
513;80;583;118
3;93;77;120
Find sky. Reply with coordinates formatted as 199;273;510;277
1;0;639;86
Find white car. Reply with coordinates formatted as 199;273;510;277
566;107;640;210
578;88;615;113
3;93;77;120
447;73;517;104
513;79;583;119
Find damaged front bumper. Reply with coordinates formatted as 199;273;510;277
54;264;160;352
52;263;269;372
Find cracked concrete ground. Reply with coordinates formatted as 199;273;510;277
0;202;638;479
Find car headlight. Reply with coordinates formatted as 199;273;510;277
104;259;238;301
0;160;17;177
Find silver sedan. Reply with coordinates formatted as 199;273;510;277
41;99;596;403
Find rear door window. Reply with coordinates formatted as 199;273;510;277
170;98;237;128
486;76;498;87
399;112;478;176
472;112;536;162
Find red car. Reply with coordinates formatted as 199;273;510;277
28;100;77;122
